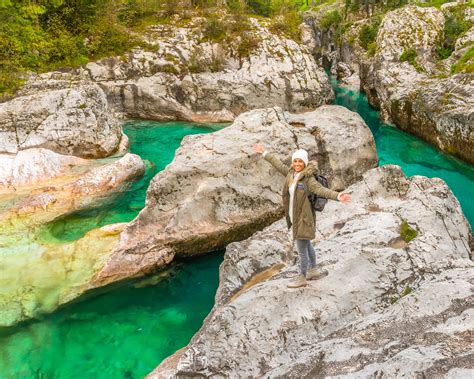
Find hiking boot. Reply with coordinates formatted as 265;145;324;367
306;267;328;281
287;275;307;288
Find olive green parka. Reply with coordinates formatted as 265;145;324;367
264;152;339;240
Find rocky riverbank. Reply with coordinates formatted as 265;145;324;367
304;3;474;164
0;153;144;326
85;17;334;122
0;103;376;327
93;104;377;287
150;164;473;378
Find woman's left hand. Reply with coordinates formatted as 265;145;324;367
338;193;351;203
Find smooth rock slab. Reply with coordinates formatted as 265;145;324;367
93;105;377;286
150;165;473;378
0;148;87;192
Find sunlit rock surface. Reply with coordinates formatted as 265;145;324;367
0;153;145;326
0;72;124;159
86;18;334;122
150;165;473;378
94;105;377;288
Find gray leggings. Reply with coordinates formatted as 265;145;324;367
295;239;317;276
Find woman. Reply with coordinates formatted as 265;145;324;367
253;143;351;288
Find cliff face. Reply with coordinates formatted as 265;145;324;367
85;18;334;123
304;4;474;164
150;165;473;378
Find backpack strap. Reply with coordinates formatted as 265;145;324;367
301;181;311;199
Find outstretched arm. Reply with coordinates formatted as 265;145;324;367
307;176;352;203
253;144;290;176
307;176;339;201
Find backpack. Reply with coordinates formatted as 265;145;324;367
302;174;329;212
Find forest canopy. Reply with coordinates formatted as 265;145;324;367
0;0;467;95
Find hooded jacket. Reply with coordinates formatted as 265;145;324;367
264;152;339;240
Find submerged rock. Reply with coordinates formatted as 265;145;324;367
3;153;145;226
86;19;334;122
0;153;145;326
94;105;377;287
0;72;124;159
150;165;473;378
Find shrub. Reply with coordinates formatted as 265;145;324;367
399;48;424;72
400;220;417;242
247;0;272;17
436;46;452;60
320;10;342;30
237;34;260;58
444;10;470;46
399;48;417;63
367;41;377;56
359;18;380;50
451;46;474;74
435;5;472;60
87;18;136;59
269;10;302;42
202;17;227;42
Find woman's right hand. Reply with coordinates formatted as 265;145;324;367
253;143;265;155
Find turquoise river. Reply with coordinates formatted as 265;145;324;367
0;81;473;378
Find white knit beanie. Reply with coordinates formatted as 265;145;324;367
292;149;309;167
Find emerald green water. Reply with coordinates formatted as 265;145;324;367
0;252;223;378
0;121;225;378
2;80;474;379
38;121;224;243
332;77;474;227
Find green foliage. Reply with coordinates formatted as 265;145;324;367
400;220;417;242
416;0;453;9
118;0;161;27
401;286;412;297
269;10;302;42
320;10;342;30
399;48;424;72
451;46;474;74
436;46;452;60
202;17;227;41
237;34;261;58
399;48;417;63
247;0;272;17
0;0;140;95
359;17;380;51
367;41;377;56
0;0;310;95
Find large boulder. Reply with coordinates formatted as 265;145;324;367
150;165;473;378
85;18;334;122
93;105;378;286
0;73;124;159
